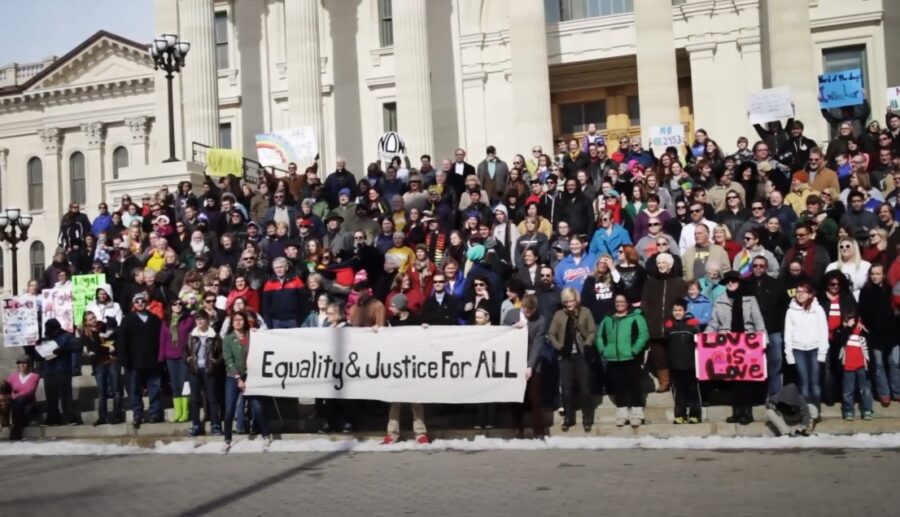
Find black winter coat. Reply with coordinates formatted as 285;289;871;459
117;312;162;370
664;315;701;371
858;283;897;348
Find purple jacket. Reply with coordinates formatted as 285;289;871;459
158;315;196;362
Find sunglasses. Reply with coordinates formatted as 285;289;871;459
433;279;446;284
134;299;146;304
204;299;216;303
795;233;809;238
690;208;703;213
726;196;738;200
752;264;767;269
839;244;852;250
752;206;764;211
649;222;661;227
474;282;486;287
828;282;840;287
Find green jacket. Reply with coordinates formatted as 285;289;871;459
223;332;249;378
595;309;649;362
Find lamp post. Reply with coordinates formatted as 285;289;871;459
0;208;33;295
150;33;190;163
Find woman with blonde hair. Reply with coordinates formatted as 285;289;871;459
548;287;597;432
825;237;872;299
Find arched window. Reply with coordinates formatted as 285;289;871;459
29;241;45;282
70;152;86;205
27;157;43;211
112;146;128;179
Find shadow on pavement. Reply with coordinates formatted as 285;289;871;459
174;449;346;517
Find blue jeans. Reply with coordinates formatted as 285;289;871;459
793;349;821;406
872;345;900;399
766;332;784;397
94;362;121;420
842;369;873;416
271;319;298;329
223;377;269;442
166;359;189;396
130;367;162;421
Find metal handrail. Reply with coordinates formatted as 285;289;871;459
190;141;290;185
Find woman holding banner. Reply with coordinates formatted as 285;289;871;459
707;271;767;425
223;311;271;449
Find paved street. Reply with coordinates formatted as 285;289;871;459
0;447;897;516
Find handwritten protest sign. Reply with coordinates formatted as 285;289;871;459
818;69;863;109
72;274;104;326
42;287;74;334
256;126;318;168
887;86;900;111
645;125;685;149
747;86;794;125
2;297;40;347
695;332;767;382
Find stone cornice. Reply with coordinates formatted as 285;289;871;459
0;76;154;109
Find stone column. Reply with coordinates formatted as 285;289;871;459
762;0;817;129
180;0;220;147
509;0;553;153
0;147;8;211
37;128;62;216
634;0;682;131
80;122;105;212
126;116;150;170
393;0;435;156
285;0;324;165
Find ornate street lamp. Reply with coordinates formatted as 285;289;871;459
0;208;33;294
150;33;191;163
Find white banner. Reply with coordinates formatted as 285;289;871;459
747;86;794;125
888;86;900;111
244;326;527;403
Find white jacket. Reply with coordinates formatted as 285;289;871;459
784;299;829;364
825;260;871;300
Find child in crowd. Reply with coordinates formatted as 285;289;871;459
832;310;874;421
766;383;814;437
664;300;702;424
684;280;712;329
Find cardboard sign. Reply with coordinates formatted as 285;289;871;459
72;274;104;326
695;332;767;382
818;69;864;109
646;125;685;149
887;86;900;111
256;127;318;168
2;296;40;347
41;287;74;334
747;86;794;125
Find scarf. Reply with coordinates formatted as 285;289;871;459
569;150;581;161
169;313;182;349
784;240;817;279
726;290;743;333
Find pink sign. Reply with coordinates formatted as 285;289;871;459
694;332;767;382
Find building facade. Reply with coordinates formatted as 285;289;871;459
0;0;897;293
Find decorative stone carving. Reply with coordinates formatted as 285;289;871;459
80;122;105;148
37;128;61;155
125;116;149;144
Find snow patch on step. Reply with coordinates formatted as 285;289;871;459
2;433;900;456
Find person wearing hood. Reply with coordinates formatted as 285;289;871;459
558;178;593;237
491;204;519;265
707;271;767;425
785;171;816;215
784;281;829;418
40;318;84;426
641;252;687;393
213;233;242;270
86;284;123;332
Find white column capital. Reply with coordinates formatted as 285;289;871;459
38;128;62;156
685;41;717;60
126;116;150;144
80;122;105;149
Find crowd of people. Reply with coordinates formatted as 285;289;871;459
3;106;900;444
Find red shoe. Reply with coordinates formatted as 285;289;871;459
381;435;398;445
415;434;430;445
880;396;891;408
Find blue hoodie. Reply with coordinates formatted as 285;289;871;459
555;253;598;292
589;224;632;258
685;293;712;328
91;212;113;237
